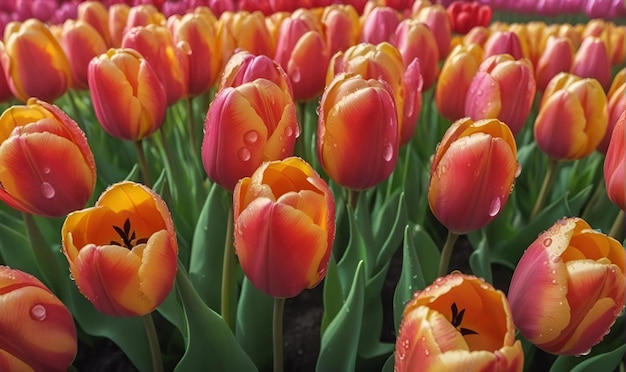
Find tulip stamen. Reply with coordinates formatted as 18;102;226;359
450;302;479;336
110;218;148;248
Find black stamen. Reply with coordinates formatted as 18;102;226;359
450;302;478;336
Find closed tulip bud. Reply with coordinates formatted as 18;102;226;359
123;4;165;36
218;11;274;64
360;6;401;44
88;48;166;141
465;54;536;135
0;44;13;103
483;31;524;60
0;98;96;217
108;3;130;48
0;266;77;371
447;1;492;35
429;118;517;234
321;4;361;56
0;19;72;102
218;50;292;94
414;4;452;60
61;181;178;317
395;273;523;372
202;78;298;191
604;110;625;210
535;36;574;92
572;36;611;91
508;217;626;356
392;18;440;91
317;73;398;190
58;19;108;90
534;73;608;161
435;43;483;122
233;157;335;298
77;0;112;48
598;69;626;154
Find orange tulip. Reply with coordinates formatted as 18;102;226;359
88;48;166;141
317;73;398;190
604;110;625;210
428;118;517;234
0;19;72;102
534;72;608;161
217;11;274;65
508;217;626;355
233;157;335;298
0;266;77;371
61;181;178;317
0;98;96;217
123;4;166;36
395;273;523;371
108;3;130;48
201;78;298;191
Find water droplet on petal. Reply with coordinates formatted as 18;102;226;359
243;130;258;145
551;279;558;284
238;148;251;162
550;269;557;275
515;162;522;178
284;126;293;137
41;182;55;199
291;68;301;83
424;349;430;356
383;143;394;162
43;166;51;174
30;304;46;321
488;197;501;217
543;238;552;247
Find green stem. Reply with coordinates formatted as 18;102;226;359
134;140;151;187
273;297;286;372
185;96;197;151
609;210;624;240
221;206;235;331
348;189;360;211
531;157;558;220
438;230;460;277
142;313;164;372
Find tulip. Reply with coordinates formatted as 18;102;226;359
108;3;130;48
508;217;626;356
0;19;72;102
534;73;608;161
61;181;178;317
447;1;492;35
57;19;108;90
88;48;166;141
274;8;330;101
392;18;440;91
218;50;292;94
535;36;574;92
123;4;165;36
201;78;298;191
598;68;626;154
571;36;611;91
483;30;524;60
435;43;483;122
413;4;452;60
360;5;401;44
0;266;77;371
217;11;274;66
604;110;625;210
320;4;361;56
0;44;12;103
233;157;335;298
0;98;96;217
317;73;398;190
428;118;517;234
465;54;536;135
77;0;112;48
395;273;524;371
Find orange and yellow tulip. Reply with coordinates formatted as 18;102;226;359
508;217;626;355
395;273;523;371
61;181;178;317
392;18;440;91
0;266;77;371
0;19;72;102
0;98;96;217
217;10;274;66
108;3;130;48
428;118;517;234
201;78;298;191
413;4;452;60
604;110;625;210
571;36;611;91
320;4;361;56
233;157;335;298
76;0;112;48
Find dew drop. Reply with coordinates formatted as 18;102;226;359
434;277;445;285
488;197;501;217
30;304;46;321
42;166;51;174
238;147;251;162
291;68;301;83
383;143;394;162
284;126;293;137
476;89;483;96
243;130;259;145
543;260;549;266
576;349;591;357
424;349;430;356
551;279;558;284
40;182;55;199
550;269;557;275
543;237;553;247
515;162;522;178
551;255;561;263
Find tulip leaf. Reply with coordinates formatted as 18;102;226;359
393;224;426;332
0;222;38;276
412;225;441;285
551;344;626;372
336;207;369;297
321;255;342;333
317;261;365;372
468;233;493;284
381;354;395;372
156;285;186;337
174;269;256;371
236;278;274;371
374;192;408;270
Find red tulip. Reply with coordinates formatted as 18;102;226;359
604;110;625;210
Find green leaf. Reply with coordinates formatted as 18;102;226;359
412;225;441;285
321;255;342;333
550;344;626;372
468;233;493;284
174;268;256;371
317;261;365;372
393;225;426;332
236;278;274;371
0;222;38;275
381;353;395;372
336;207;369;296
374;192;408;270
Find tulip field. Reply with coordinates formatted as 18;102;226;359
0;0;625;371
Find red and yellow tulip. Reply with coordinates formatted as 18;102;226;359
604;110;625;210
218;50;292;94
571;36;611;91
392;18;440;91
395;273;523;371
507;217;626;355
61;181;178;317
535;36;574;92
233;157;335;298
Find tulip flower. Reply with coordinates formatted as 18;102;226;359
233;157;335;298
0;18;72;102
465;54;536;135
217;10;274;65
429;117;517;234
392;18;440;91
508;217;626;356
483;31;524;60
317;73;398;190
598;68;626;154
413;4;452;60
395;273;524;371
0;266;77;371
76;0;112;48
218;50;292;94
201;78;298;191
0;98;96;217
534;73;608;161
535;36;574;92
61;181;178;317
571;36;611;91
108;3;130;48
320;4;361;56
447;1;492;35
88;48;167;142
360;5;401;44
123;4;165;36
604;110;625;211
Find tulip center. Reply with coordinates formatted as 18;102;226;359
450;302;478;336
110;218;148;249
